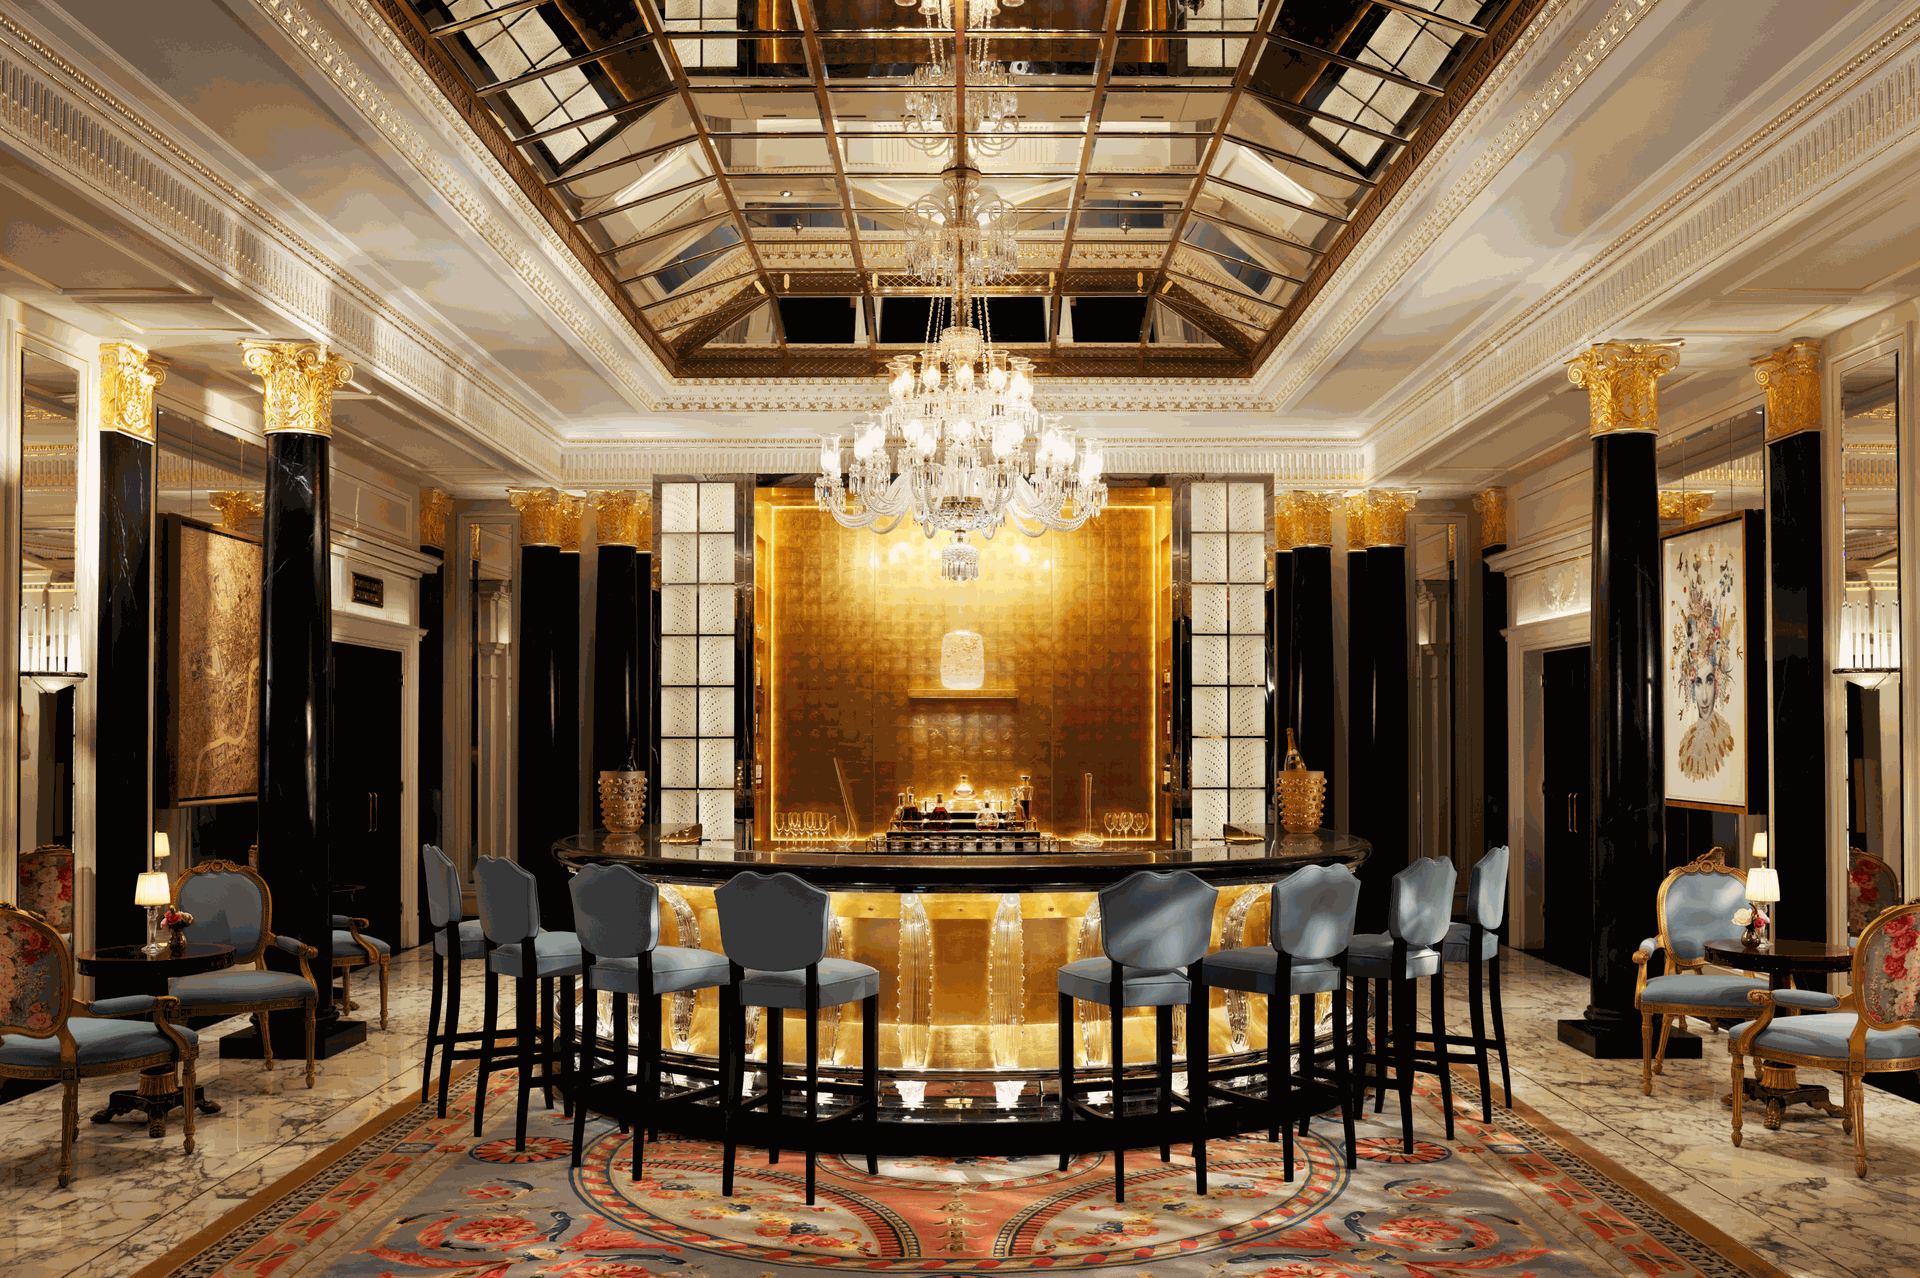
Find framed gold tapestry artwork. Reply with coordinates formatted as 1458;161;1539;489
156;514;262;806
1660;510;1767;813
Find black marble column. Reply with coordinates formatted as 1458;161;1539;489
1269;549;1290;816
1359;543;1410;931
257;432;339;1024
414;508;445;940
1480;517;1508;854
516;539;579;930
592;541;645;777
95;431;153;951
1769;430;1825;940
1559;431;1664;1056
1288;545;1334;792
1343;544;1370;844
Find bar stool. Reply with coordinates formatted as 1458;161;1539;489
473;856;583;1151
420;844;488;1114
568;863;731;1175
1056;869;1216;1202
1348;856;1457;1153
716;871;881;1205
1425;845;1513;1121
1199;863;1360;1177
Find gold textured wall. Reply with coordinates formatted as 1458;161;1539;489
764;491;1165;837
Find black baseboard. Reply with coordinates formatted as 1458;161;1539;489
1558;1018;1702;1060
218;1016;367;1061
1866;1072;1920;1104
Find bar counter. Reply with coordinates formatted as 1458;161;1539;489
552;828;1369;1082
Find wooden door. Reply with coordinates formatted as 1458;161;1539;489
1541;646;1592;977
331;643;405;946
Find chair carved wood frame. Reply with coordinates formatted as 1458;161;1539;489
334;914;389;1030
0;903;198;1187
1632;848;1759;1093
1731;899;1920;1176
1847;848;1902;938
169;859;321;1087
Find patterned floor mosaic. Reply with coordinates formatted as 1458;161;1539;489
144;1069;1783;1278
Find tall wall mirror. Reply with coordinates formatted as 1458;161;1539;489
1409;509;1470;881
468;521;512;878
1837;350;1900;889
18;352;81;927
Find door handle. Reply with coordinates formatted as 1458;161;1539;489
1567;792;1577;833
368;791;377;833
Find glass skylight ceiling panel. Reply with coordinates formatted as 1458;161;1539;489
662;0;745;72
1179;0;1258;73
547;100;698;205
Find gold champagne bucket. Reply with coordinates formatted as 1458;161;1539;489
1277;729;1326;834
598;771;648;833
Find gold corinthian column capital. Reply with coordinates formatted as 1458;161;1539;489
1365;490;1418;548
239;341;354;436
508;488;565;548
1751;338;1823;441
556;493;587;554
1566;339;1682;435
591;490;651;548
1280;491;1335;548
98;342;167;442
1471;487;1507;549
208;490;264;532
1342;491;1370;551
419;489;452;549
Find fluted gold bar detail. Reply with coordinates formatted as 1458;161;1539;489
239;340;353;436
508;487;564;548
1473;487;1507;548
207;490;264;532
420;489;452;549
591;490;650;548
1566;339;1681;434
1753;338;1823;440
98;343;166;442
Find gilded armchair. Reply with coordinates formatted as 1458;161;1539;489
330;913;390;1030
0;903;199;1186
18;845;73;937
168;860;320;1087
1846;849;1901;939
1730;899;1920;1176
1631;848;1766;1094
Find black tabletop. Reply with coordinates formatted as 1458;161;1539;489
76;943;235;997
1705;937;1855;976
554;827;1370;892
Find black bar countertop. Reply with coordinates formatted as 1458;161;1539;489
552;826;1369;892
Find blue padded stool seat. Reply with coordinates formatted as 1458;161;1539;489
0;1018;200;1067
740;957;881;1008
591;948;732;996
1442;921;1498;964
1347;935;1441;979
1199;949;1344;996
169;969;316;1006
1056;957;1194;1006
488;931;584;978
1642;974;1767;1008
434;918;486;960
1732;1012;1920;1062
331;930;390;958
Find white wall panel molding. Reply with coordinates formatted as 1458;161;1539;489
0;10;563;480
1369;3;1920;475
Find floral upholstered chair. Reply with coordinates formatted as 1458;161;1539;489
168;860;320;1086
1847;850;1901;940
330;914;390;1030
1729;900;1920;1176
1632;848;1765;1094
0;903;199;1186
18;845;73;938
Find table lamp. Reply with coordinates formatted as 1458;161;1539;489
135;871;171;957
1750;831;1769;864
1746;865;1781;949
153;831;170;865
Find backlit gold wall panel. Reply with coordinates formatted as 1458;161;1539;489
766;496;1163;835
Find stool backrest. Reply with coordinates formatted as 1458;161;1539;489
569;863;660;959
1467;845;1510;931
474;856;540;945
1269;863;1360;962
1099;869;1217;972
1387;856;1457;949
716;871;830;971
421;844;464;928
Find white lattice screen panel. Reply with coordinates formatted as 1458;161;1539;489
659;481;737;839
1189;481;1268;840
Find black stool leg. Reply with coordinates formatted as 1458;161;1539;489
536;977;555;1113
1265;993;1280;1144
439;944;463;1118
804;986;820;1206
863;993;879;1176
1110;984;1126;1204
1349;976;1369;1113
1186;988;1207;1195
1489;955;1512;1108
570;977;593;1168
1296;994;1313;1137
1333;978;1356;1168
423;945;444;1103
766;1007;784;1165
1056;993;1074;1172
1277;989;1294;1181
559;974;577;1116
1374;980;1390;1114
1467;955;1492;1122
515;976;536;1151
612;990;632;1136
1156;1005;1173;1163
1394;978;1416;1154
721;983;740;1196
474;966;500;1137
1430;972;1454;1140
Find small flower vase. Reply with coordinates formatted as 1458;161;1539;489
166;926;188;957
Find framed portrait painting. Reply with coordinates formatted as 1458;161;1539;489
1660;510;1767;813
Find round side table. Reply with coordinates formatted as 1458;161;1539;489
1703;937;1855;1130
75;943;235;1136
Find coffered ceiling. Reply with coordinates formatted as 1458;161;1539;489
382;0;1527;378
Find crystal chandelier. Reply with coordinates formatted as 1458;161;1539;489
895;0;1021;160
904;165;1019;289
813;295;1107;583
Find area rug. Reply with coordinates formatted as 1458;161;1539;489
136;1070;1787;1278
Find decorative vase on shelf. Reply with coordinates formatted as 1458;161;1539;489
1277;730;1327;835
598;770;648;833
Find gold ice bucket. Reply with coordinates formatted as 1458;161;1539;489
1277;770;1326;835
598;770;648;833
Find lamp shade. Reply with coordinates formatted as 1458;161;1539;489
1750;831;1769;862
153;831;170;863
134;871;171;908
1745;866;1781;904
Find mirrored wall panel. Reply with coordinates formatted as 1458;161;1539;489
1838;352;1901;880
19;352;80;904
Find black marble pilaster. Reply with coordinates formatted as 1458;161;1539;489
258;433;335;1019
593;543;645;777
415;543;444;939
1269;551;1290;816
1358;545;1410;932
1481;544;1508;854
1769;431;1824;939
1287;546;1334;794
516;544;579;929
1559;431;1663;1057
95;432;153;951
1343;548;1370;847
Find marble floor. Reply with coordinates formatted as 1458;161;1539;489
0;946;1912;1278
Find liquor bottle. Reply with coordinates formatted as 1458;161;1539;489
932;793;947;828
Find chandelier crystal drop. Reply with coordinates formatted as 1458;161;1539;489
905;165;1019;289
901;57;1020;158
813;294;1107;584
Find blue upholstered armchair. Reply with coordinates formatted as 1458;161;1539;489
1631;848;1764;1094
168;860;320;1087
0;903;199;1186
1730;900;1920;1176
